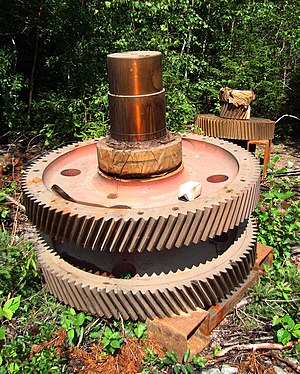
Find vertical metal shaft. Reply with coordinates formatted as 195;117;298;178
107;51;167;142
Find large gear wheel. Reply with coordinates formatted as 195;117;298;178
35;219;257;321
195;114;275;141
23;134;260;253
23;51;262;323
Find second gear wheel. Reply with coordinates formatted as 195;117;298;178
35;219;257;320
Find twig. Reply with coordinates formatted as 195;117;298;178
214;341;295;357
235;297;252;309
1;193;25;211
266;352;300;373
10;204;20;245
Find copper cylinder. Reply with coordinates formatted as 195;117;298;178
107;51;167;141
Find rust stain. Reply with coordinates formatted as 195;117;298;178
27;177;42;184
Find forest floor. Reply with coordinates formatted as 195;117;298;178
0;137;299;373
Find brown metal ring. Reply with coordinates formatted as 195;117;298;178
35;218;257;320
195;114;275;140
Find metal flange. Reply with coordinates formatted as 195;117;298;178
35;219;257;321
195;114;275;140
22;134;260;253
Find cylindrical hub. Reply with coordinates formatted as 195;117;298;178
108;51;167;141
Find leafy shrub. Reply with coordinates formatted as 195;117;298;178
0;48;27;139
253;155;300;263
0;230;40;298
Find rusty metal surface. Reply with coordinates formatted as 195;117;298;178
23;134;260;253
195;114;275;140
35;218;257;320
108;51;166;141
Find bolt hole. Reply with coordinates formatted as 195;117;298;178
33;170;39;172
207;174;229;183
112;263;136;279
61;169;81;176
107;193;118;199
172;207;179;211
42;160;47;162
137;211;144;215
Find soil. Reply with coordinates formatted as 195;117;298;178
0;137;299;373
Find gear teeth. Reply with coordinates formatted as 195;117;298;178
152;291;174;317
34;218;257;320
195;114;275;140
23;136;260;253
136;217;156;252
101;219;119;252
115;292;138;321
175;212;194;248
127;218;147;253
156;215;177;250
146;216;166;251
118;220;136;253
166;213;186;249
133;291;155;320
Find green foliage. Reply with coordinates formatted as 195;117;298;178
0;319;66;373
0;295;21;322
249;261;300;321
134;322;147;339
0;230;40;298
155;349;207;373
60;307;93;347
273;314;300;345
253;155;300;264
1;0;300;144
0;181;17;221
0;48;27;138
101;326;124;355
0;194;9;220
0;295;21;341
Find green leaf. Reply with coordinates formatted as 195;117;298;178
75;312;85;326
291;329;300;339
104;326;112;337
0;356;2;365
272;315;281;326
89;331;101;339
276;328;291;345
134;322;147;338
181;364;188;374
183;348;190;363
3;295;21;314
173;364;179;374
282;314;295;330
2;309;13;321
102;336;110;347
0;326;5;340
110;339;121;349
69;308;76;316
67;328;75;343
